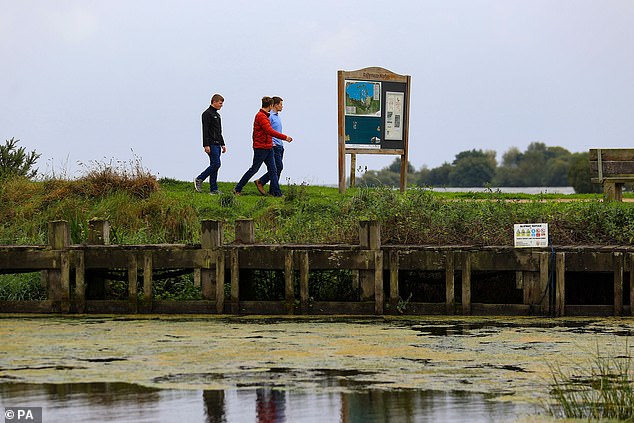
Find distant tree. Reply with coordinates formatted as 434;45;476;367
448;149;496;187
567;152;601;193
0;138;40;181
493;142;572;186
417;162;452;186
387;158;415;174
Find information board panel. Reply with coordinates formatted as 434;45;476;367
337;67;411;193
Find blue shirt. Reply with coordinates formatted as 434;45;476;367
270;111;283;147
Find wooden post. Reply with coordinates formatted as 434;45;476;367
235;219;255;244
522;252;549;315
229;220;254;314
389;250;399;313
299;251;310;313
74;251;85;313
337;70;347;194
86;219;110;300
88;219;110;245
614;252;624;317
230;249;240;314
47;221;70;313
445;252;455;315
461;251;471;315
399;153;407;193
603;182;623;202
630;253;634;317
539;252;550;315
201;220;223;303
285;250;294;314
359;221;381;305
127;253;138;313
555;252;566;317
215;251;225;314
350;153;356;188
374;251;384;315
60;251;70;314
141;252;153;312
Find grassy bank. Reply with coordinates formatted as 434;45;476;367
1;175;634;246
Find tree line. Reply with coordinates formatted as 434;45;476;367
357;142;600;193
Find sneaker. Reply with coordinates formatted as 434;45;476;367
194;178;203;193
254;179;266;196
210;190;222;195
232;189;241;196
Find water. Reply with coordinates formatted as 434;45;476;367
0;382;528;422
431;186;575;194
1;315;631;422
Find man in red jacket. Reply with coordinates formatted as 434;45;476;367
233;97;293;197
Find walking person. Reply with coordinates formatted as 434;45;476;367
194;94;226;195
233;97;293;197
254;96;290;195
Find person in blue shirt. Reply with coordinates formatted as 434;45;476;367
254;96;291;195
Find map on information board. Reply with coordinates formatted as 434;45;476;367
345;81;381;116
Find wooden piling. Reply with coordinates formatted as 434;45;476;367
141;252;153;312
359;221;381;307
47;220;70;313
235;220;255;244
461;251;471;315
127;253;138;313
285;251;294;314
201;220;226;313
614;252;623;316
299;251;310;313
445;252;455;315
630;253;634;317
555;252;566;316
389;250;399;313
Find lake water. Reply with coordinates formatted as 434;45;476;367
0;382;529;422
1;315;631;422
430;187;576;195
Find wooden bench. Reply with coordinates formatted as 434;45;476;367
589;148;634;201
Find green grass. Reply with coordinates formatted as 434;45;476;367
547;342;634;420
2;175;634;247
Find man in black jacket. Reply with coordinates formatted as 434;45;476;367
194;93;227;194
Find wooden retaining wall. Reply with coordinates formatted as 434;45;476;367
0;219;632;316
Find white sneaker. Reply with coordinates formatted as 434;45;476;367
194;178;203;193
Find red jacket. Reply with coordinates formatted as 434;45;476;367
252;109;286;149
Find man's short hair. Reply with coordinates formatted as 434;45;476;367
211;94;224;104
261;96;273;108
272;96;283;105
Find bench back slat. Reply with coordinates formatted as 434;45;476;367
589;148;634;178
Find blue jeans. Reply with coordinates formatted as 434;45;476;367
258;145;284;190
235;148;282;196
196;145;221;192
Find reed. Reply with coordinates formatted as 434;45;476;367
547;343;634;420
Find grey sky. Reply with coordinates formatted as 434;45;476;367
2;1;633;185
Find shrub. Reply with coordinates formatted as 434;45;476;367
0;138;40;181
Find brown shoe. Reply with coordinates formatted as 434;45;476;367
254;180;266;196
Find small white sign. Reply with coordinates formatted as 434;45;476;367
514;223;548;248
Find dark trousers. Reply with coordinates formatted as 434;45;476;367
196;145;221;192
258;145;284;189
235;148;282;196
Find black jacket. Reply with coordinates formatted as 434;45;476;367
202;106;225;146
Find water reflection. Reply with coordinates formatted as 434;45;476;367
0;382;532;423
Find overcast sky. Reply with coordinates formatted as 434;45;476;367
2;1;633;185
